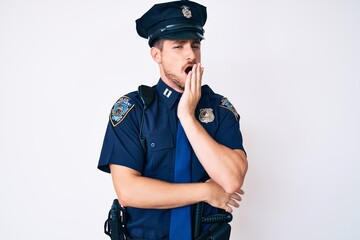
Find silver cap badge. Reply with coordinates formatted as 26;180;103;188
199;108;215;123
181;6;192;18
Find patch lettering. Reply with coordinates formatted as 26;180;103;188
110;96;135;127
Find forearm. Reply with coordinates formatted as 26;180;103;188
110;165;208;209
177;64;247;193
180;116;248;193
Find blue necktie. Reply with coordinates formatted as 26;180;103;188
169;121;192;240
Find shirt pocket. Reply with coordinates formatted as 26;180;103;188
148;134;174;151
146;134;175;180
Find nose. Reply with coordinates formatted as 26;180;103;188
185;44;196;62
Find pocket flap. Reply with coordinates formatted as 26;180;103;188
148;134;174;151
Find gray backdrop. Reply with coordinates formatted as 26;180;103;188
1;0;359;239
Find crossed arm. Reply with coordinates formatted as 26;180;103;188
110;165;242;212
110;64;248;212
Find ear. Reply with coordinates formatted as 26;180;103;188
150;47;161;63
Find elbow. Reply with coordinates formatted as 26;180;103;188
112;181;133;207
116;189;133;207
118;196;130;207
223;161;248;194
110;164;141;207
114;184;135;207
223;178;243;194
116;189;126;206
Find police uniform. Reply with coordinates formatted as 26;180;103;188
98;1;245;239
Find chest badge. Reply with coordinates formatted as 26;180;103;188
199;108;215;124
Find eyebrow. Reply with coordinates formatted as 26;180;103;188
172;39;201;45
191;40;201;45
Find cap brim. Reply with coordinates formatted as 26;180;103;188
149;31;204;46
161;31;204;41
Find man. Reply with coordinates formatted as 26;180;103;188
98;1;248;239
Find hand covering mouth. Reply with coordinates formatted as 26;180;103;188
184;65;194;75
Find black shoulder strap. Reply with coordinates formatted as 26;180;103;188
138;85;154;152
138;85;154;110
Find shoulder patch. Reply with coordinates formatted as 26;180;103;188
220;97;239;121
110;96;135;127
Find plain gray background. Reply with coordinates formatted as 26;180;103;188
1;0;359;239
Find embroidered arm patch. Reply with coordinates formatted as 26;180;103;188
110;96;135;127
220;97;239;121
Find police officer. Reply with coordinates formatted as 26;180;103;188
98;1;248;239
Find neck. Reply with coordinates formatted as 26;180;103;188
159;69;184;93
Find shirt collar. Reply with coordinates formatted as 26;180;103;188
156;79;181;109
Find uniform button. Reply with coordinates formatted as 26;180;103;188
151;142;155;148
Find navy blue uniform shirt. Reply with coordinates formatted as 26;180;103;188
98;79;245;240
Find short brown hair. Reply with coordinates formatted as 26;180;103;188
151;38;165;50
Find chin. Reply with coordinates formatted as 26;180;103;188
174;81;185;91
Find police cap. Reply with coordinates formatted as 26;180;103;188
136;0;207;47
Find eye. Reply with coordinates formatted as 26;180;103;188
174;45;183;49
192;44;200;49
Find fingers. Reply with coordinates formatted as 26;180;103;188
237;188;245;195
225;193;241;212
194;63;202;92
215;193;242;213
225;206;233;213
230;192;242;202
225;189;246;212
204;180;245;213
185;70;192;91
186;63;203;93
178;64;203;118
